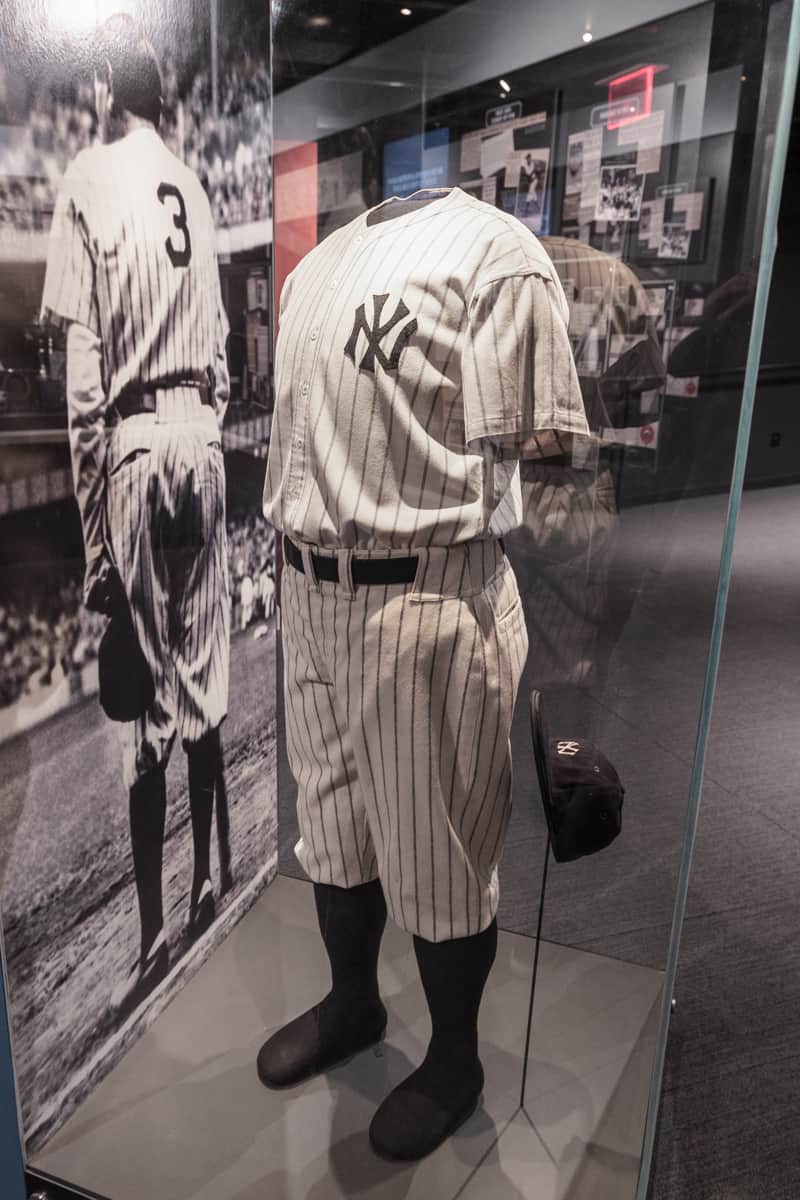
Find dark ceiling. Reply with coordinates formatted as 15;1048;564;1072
272;0;474;92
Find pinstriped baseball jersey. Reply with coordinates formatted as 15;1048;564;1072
263;186;589;550
41;126;229;412
41;125;232;780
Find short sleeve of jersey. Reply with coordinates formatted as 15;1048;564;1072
40;156;99;335
461;268;589;458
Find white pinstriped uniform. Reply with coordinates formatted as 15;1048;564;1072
41;127;231;784
264;187;588;941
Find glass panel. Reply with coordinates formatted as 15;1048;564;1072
270;4;798;1199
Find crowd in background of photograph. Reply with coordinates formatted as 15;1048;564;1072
228;512;277;632
0;575;100;709
0;47;271;235
0;513;276;711
176;56;271;229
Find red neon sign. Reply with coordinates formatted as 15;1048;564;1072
607;66;655;129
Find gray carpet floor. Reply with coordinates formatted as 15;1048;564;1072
277;483;800;1200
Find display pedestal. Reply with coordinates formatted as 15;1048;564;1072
33;875;661;1200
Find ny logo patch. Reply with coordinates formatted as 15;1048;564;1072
557;741;581;757
345;293;418;374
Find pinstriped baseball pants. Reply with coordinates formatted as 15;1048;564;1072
281;538;529;942
106;393;230;787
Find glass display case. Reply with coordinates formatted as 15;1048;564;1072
0;2;797;1199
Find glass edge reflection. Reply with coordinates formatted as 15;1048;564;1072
635;2;800;1196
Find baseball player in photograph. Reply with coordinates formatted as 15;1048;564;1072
259;186;588;1158
40;15;232;1019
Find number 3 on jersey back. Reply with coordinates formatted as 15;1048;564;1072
157;183;192;268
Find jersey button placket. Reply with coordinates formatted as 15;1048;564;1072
289;255;353;526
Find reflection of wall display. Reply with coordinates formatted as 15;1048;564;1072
643;281;699;397
486;100;522;126
563;192;581;223
633;178;714;264
0;1;276;1155
658;221;692;260
459;110;546;173
672;189;705;230
318;150;363;211
566;132;584;193
663;324;700;395
638;198;665;248
565;127;603;211
617;110;665;174
457;104;552;238
606;64;657;129
598;219;629;257
383;127;449;198
482;176;498;205
514;148;550;232
479;127;515;178
595;164;643;221
665;372;701;397
642;278;677;336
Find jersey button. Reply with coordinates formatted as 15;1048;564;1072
330;279;338;290
310;328;319;341
300;381;310;395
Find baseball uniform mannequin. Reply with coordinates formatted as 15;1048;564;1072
260;186;588;1158
41;16;232;1019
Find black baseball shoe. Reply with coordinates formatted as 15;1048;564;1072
256;993;388;1089
187;879;216;940
368;1052;484;1161
110;931;169;1020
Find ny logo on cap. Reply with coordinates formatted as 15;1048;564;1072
345;293;418;374
557;740;581;757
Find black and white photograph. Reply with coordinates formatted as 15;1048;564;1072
0;0;276;1153
595;163;643;222
658;221;692;260
514;147;550;232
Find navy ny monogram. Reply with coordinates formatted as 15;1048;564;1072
345;293;418;373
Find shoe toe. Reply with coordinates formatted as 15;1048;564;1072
369;1062;483;1161
256;1002;387;1089
369;1089;446;1160
256;1017;321;1088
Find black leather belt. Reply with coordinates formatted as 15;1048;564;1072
115;371;213;420
283;535;418;585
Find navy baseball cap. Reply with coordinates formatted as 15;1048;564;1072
530;689;624;863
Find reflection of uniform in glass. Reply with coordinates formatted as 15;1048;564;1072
506;237;665;692
40;18;233;1019
517;153;543;218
